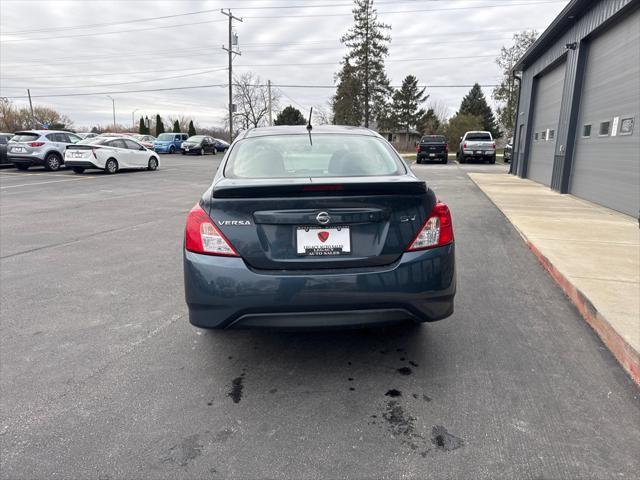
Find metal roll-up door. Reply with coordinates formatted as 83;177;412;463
527;61;567;186
569;9;640;217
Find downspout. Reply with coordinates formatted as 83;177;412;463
510;72;522;175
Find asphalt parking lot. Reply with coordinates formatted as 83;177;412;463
1;155;638;479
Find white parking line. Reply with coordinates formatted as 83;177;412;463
0;177;94;189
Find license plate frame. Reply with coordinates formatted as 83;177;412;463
296;226;351;256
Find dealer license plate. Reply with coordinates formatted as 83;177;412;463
296;226;351;256
12;147;25;153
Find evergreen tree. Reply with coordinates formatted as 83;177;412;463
188;120;196;137
446;113;484;152
332;60;363;126
172;120;180;133
459;84;501;138
391;75;428;149
138;117;147;134
493;30;538;135
419;108;442;135
155;115;164;136
274;105;306;126
337;0;392;128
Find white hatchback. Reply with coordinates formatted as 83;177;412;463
64;136;160;174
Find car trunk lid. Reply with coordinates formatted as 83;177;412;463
205;176;435;270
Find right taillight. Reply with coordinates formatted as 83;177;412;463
185;203;239;257
406;202;454;251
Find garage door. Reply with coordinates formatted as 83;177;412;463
527;61;566;186
569;9;640;217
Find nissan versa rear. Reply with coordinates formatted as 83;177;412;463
183;126;455;329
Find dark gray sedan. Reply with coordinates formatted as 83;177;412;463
181;135;216;155
183;125;456;329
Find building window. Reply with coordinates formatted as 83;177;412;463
582;124;591;137
549;130;555;140
534;132;539;141
619;117;635;136
599;121;611;136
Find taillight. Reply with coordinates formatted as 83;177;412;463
185;203;239;257
416;145;420;152
492;143;496;149
463;143;467;149
28;141;45;147
406;202;454;251
445;143;449;152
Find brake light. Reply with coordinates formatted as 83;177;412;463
416;145;420;152
406;202;454;251
492;143;496;149
185;203;239;256
445;143;449;152
463;143;467;149
28;142;45;147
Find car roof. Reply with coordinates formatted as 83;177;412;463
240;125;380;139
14;130;70;135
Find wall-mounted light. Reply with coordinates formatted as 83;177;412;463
565;42;578;50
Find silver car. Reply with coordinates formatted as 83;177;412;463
8;130;82;171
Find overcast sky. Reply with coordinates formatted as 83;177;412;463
0;0;569;130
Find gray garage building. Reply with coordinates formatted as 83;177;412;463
511;0;639;217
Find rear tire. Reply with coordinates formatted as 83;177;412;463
147;157;158;171
198;148;203;156
169;145;175;154
181;150;186;155
72;167;85;174
43;153;61;171
15;164;29;171
442;158;448;164
416;158;422;164
105;158;118;174
459;154;466;164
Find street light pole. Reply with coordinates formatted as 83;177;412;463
106;95;116;130
132;108;140;131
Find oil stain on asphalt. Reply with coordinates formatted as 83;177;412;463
431;425;464;451
227;372;245;403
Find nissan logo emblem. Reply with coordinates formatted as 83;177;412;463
316;212;331;225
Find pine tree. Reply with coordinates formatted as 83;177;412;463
332;60;363;126
188;120;196;137
172;120;180;133
419;108;442;135
337;0;392;128
391;75;428;149
274;105;306;126
155;115;164;136
459;84;501;138
138;117;147;135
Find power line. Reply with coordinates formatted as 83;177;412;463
2;83;501;100
1;1;563;42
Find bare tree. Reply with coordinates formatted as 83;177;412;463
165;115;191;133
233;72;280;129
427;100;450;124
312;104;332;125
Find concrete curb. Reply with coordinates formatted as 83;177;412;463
469;176;640;385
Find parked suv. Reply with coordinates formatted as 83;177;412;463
154;133;188;154
8;130;82;171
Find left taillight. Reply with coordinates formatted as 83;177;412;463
406;202;454;251
185;203;239;257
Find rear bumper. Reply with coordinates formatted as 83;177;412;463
417;152;447;160
64;160;101;169
9;155;45;166
184;244;456;329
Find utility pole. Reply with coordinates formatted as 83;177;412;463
106;95;116;130
267;80;273;126
132;108;140;131
27;89;35;128
221;9;242;141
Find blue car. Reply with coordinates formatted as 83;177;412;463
183;125;456;329
153;133;188;154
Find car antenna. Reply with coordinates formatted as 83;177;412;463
306;107;313;146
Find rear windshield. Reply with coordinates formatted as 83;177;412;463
420;135;446;143
225;134;405;179
465;132;492;141
187;136;205;142
157;133;177;141
11;133;40;142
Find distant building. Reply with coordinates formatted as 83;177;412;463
378;128;422;151
511;0;639;217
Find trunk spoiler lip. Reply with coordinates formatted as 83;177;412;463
211;175;427;198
